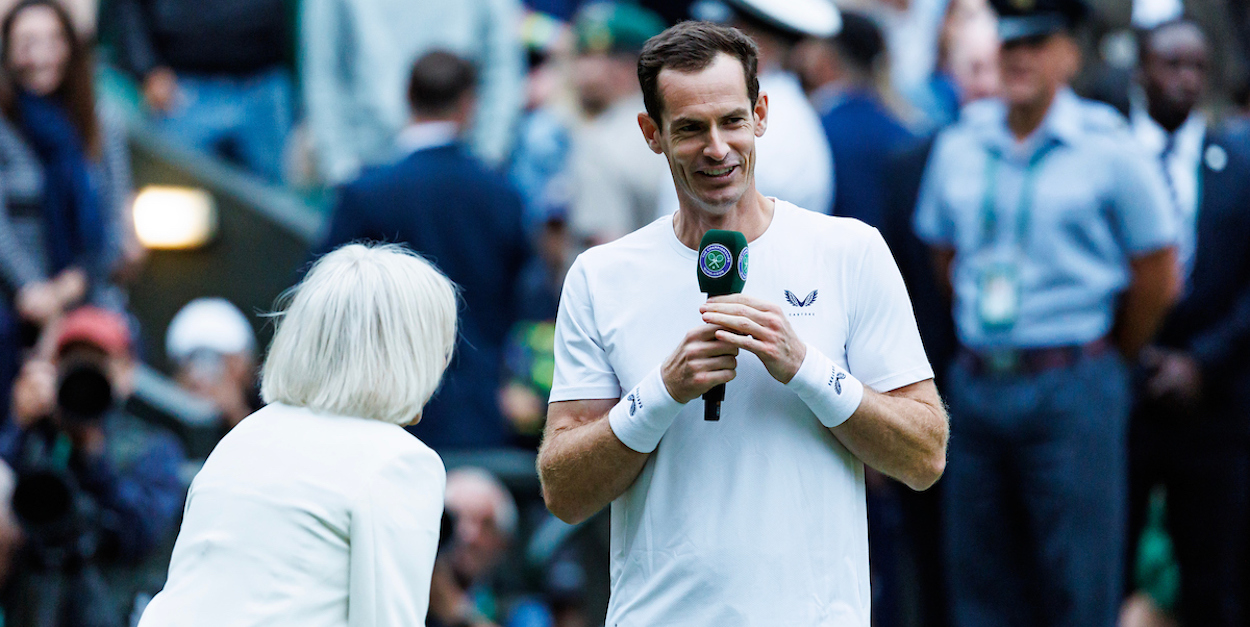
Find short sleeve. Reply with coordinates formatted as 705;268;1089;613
347;447;445;627
1109;146;1178;255
549;257;622;402
846;230;935;392
911;141;955;247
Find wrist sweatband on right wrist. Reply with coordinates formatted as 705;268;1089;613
785;344;865;429
608;366;685;453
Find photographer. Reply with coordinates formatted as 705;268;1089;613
0;307;184;627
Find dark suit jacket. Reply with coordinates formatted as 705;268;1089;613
1152;124;1250;435
318;143;531;449
881;134;958;385
821;91;914;224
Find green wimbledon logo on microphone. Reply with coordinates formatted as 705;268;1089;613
700;244;732;279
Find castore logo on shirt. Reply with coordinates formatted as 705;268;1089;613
784;289;818;317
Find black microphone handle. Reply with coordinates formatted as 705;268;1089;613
703;383;725;421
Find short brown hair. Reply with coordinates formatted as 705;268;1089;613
637;21;759;125
407;50;477;117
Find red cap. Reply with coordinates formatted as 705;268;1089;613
56;307;132;357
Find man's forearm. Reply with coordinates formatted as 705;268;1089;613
1116;247;1181;360
830;380;948;491
538;406;649;524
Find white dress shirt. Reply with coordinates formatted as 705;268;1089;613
138;403;446;627
1130;103;1205;281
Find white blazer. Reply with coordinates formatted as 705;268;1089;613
138;402;445;627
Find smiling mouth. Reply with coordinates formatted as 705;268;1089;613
698;165;737;180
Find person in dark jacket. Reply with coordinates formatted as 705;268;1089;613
1124;19;1250;627
110;0;291;182
316;51;530;451
796;11;912;224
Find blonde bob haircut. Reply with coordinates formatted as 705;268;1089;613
261;243;458;425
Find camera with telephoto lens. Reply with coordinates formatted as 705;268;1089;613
10;356;116;570
4;358;122;626
56;357;115;425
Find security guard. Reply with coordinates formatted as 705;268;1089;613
913;0;1180;624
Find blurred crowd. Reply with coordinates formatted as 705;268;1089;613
0;0;1247;624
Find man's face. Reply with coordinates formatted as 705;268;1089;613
640;53;767;215
999;33;1077;107
446;485;509;582
947;19;1001;104
1141;24;1207;121
573;52;636;116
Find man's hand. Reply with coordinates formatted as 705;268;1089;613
143;67;179;113
700;294;806;384
1142;346;1203;409
660;324;739;403
11;360;56;430
15;282;60;325
52;268;87;307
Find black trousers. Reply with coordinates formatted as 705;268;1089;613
1125;410;1250;627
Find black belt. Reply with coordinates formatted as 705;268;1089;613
958;338;1113;377
6;200;42;220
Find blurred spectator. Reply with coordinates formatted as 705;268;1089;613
301;0;525;185
796;11;912;227
1126;19;1250;627
565;2;667;249
429;467;517;627
109;0;292;183
317;51;530;451
913;0;1181;623
0;0;135;432
655;0;835;215
0;307;184;626
164;298;259;431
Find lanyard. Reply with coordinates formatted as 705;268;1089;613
979;141;1058;251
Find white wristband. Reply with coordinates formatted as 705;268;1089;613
608;366;686;453
785;344;865;429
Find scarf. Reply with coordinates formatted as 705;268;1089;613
16;90;103;275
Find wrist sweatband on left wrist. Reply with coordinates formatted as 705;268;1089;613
785;344;865;429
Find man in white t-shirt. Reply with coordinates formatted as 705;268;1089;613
537;21;948;627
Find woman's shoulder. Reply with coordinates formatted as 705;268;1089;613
199;404;444;493
381;431;446;480
258;403;444;471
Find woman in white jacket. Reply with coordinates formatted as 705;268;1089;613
139;242;458;627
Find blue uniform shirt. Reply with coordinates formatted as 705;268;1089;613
914;89;1177;350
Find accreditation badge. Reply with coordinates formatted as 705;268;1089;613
977;262;1020;332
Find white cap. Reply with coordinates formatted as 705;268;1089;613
166;298;256;362
697;0;841;38
1131;0;1182;29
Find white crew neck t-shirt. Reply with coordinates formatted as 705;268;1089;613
550;200;933;627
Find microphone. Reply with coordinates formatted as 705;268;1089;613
696;229;748;421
